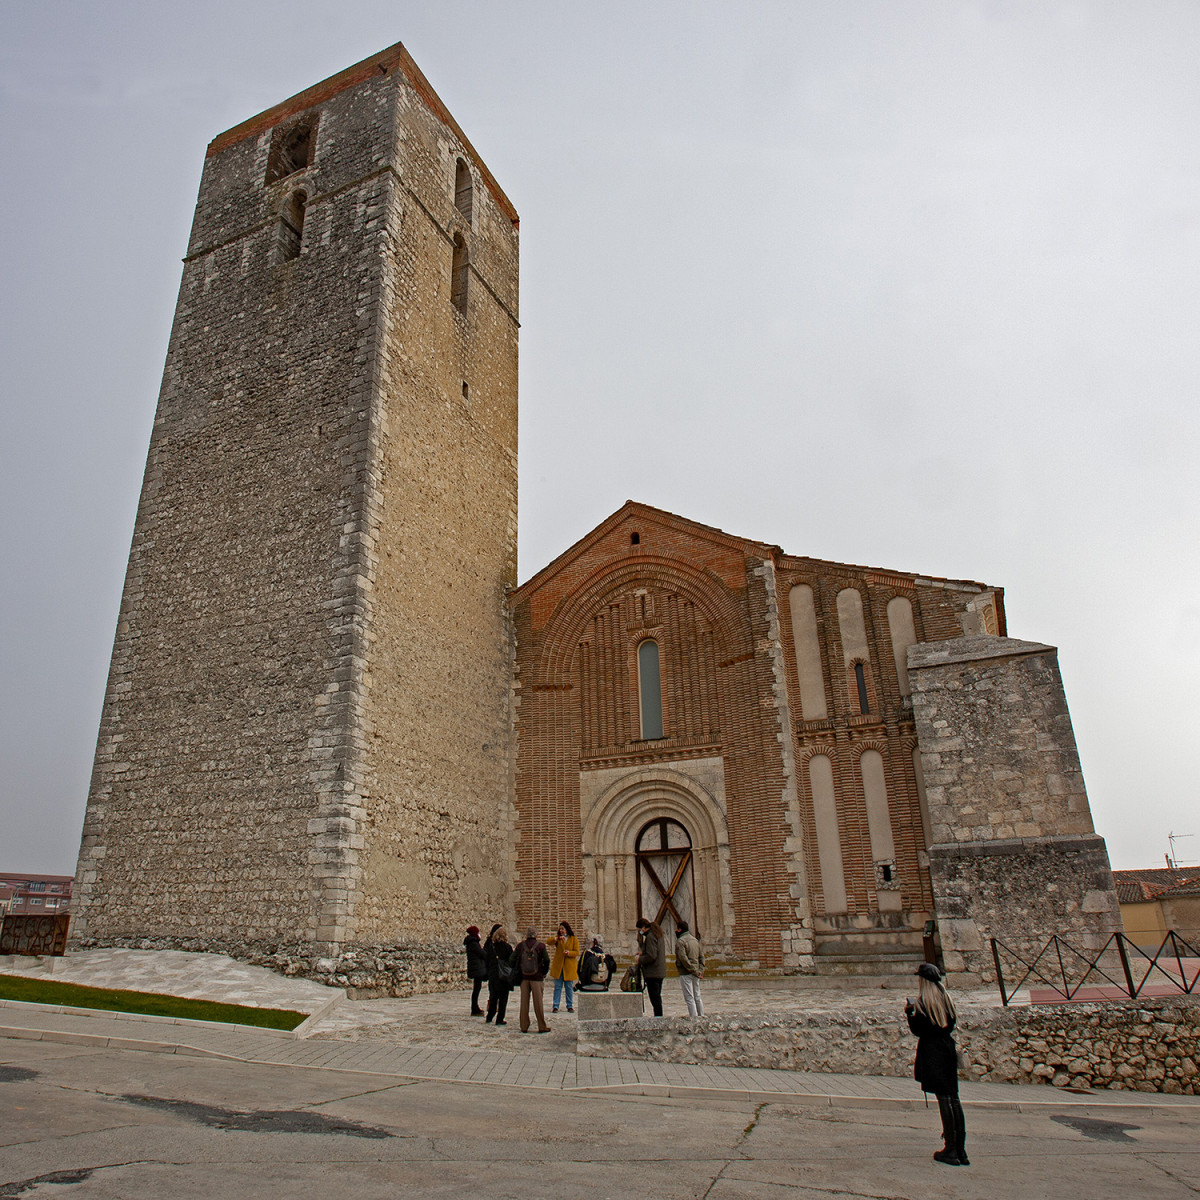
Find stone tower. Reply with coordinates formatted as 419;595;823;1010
73;43;519;969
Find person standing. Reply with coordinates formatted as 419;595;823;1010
514;926;551;1033
674;920;704;1017
905;963;969;1167
549;920;580;1012
484;924;514;1025
635;917;667;1016
463;925;487;1016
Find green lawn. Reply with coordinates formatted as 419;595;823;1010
0;973;307;1031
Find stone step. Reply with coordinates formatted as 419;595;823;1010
812;953;926;978
703;972;914;991
814;932;926;955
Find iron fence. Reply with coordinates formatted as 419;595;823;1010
990;930;1200;1006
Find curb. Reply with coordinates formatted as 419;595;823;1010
0;995;338;1039
0;1023;235;1059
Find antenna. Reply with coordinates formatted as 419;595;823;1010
1167;832;1195;869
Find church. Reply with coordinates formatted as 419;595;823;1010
70;43;1120;989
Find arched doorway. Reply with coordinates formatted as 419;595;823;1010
636;817;695;952
580;764;734;957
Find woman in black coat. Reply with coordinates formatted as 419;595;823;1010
905;963;969;1167
484;924;514;1025
463;925;487;1016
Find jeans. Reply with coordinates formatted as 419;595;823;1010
552;977;575;1009
680;973;703;1017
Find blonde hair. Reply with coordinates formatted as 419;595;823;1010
491;925;508;943
917;975;956;1028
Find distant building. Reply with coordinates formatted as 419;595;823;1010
0;873;74;918
1114;867;1200;947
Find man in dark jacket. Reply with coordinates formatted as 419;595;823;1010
635;918;668;1016
514;927;551;1033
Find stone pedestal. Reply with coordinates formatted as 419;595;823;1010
576;990;645;1020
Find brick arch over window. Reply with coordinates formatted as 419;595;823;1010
536;556;748;686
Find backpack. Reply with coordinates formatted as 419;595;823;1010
518;939;541;978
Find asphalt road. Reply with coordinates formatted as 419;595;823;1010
2;1040;1198;1199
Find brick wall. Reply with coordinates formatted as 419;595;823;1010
512;503;1002;969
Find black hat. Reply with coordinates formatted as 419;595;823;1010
917;962;943;983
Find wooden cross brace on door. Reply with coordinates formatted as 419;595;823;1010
637;847;693;929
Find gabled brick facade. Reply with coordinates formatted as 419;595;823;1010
511;502;1008;971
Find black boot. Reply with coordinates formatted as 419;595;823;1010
952;1097;969;1166
934;1095;963;1165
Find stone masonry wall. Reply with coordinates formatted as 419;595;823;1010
350;56;519;946
73;44;519;957
907;636;1121;979
578;996;1200;1094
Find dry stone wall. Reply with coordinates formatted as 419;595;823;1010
578;996;1200;1094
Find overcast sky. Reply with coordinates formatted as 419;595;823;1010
2;2;1198;877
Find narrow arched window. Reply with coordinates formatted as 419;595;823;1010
854;661;869;714
454;158;474;221
278;190;306;262
451;232;469;312
637;640;664;739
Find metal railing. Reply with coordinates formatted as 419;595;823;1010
990;930;1200;1006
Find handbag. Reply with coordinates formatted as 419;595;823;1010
619;965;641;993
497;957;518;987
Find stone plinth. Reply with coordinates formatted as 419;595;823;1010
576;990;644;1020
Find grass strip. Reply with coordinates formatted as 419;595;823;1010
0;973;306;1031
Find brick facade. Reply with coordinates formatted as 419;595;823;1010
511;502;1016;971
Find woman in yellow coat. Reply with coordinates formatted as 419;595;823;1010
549;920;580;1012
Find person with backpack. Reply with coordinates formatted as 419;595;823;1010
484;924;514;1026
514;926;551;1033
463;925;487;1016
578;936;615;991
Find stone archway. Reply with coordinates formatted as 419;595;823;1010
580;761;734;957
